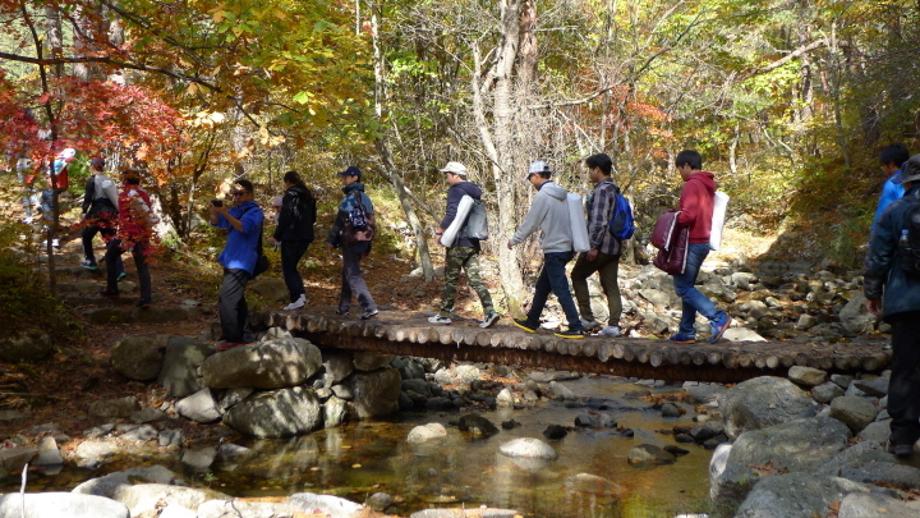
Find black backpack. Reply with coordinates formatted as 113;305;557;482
898;199;920;277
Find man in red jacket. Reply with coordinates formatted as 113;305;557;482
670;150;731;344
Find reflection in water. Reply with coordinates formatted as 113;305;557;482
3;378;714;517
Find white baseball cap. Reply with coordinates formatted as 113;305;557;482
439;161;467;176
526;160;551;180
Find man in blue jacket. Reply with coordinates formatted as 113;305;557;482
872;144;909;233
430;162;499;328
210;179;264;349
865;153;920;457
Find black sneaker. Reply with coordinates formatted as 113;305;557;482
361;309;379;320
512;319;538;333
887;441;915;458
335;308;349;316
554;329;585;340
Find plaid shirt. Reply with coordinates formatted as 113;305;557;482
586;179;621;256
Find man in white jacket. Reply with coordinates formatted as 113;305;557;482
508;161;584;339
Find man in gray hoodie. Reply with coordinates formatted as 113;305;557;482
508;161;584;339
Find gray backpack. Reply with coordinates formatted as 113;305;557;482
462;200;489;241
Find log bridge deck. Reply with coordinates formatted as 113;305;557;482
268;310;890;383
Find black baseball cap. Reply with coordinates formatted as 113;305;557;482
337;166;362;178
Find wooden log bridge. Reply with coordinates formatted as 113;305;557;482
268;310;891;383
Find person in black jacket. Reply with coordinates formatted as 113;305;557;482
272;171;317;310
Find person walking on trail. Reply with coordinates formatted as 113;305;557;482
668;150;731;345
272;171;317;311
100;169;155;308
508;161;584;340
865;153;920;458
872;144;910;233
328;166;378;320
571;153;623;338
80;157;124;279
210;179;265;349
429;162;500;329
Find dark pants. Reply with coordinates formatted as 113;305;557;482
525;251;582;331
105;239;151;303
338;243;376;313
571;252;622;326
83;224;123;274
673;243;721;336
281;240;311;302
219;269;250;342
889;312;920;446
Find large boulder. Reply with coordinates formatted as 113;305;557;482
201;337;322;389
157;338;213;397
223;386;322;438
348;368;401;419
733;473;869;518
830;396;878;433
720;376;817;439
838;492;920;518
353;352;392;372
110;335;166;381
0;493;128;518
0;331;53;363
712;416;851;510
839;292;874;336
176;388;221;423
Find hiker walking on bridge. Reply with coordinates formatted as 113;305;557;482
509;161;584;340
865;153;920;458
571;153;624;337
430;162;500;328
328;166;378;320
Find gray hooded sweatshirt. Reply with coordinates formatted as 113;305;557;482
511;180;573;253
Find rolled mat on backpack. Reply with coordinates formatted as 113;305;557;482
567;193;591;253
710;191;730;251
440;194;475;247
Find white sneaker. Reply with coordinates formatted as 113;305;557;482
283;295;306;311
580;318;601;331
428;314;452;325
599;325;621;337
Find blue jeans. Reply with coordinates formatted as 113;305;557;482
526;251;582;331
673;243;719;336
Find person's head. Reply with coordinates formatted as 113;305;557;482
232;179;255;205
91;156;105;173
675;150;703;181
121;168;141;185
584;153;612;184
283;170;304;189
338;166;361;186
880;144;909;175
525;160;552;190
900;154;920;189
439;161;468;186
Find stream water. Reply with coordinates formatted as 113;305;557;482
6;377;714;518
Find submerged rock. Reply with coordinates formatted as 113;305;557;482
627;444;675;467
407;423;448;444
458;414;499;439
498;438;557;460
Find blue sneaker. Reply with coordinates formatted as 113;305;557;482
709;313;732;344
669;333;696;345
116;271;128;282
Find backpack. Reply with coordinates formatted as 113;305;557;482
608;191;635;240
898;200;920;278
461;200;489;241
85;177;117;218
347;192;369;230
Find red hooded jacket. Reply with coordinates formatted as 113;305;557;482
677;171;716;244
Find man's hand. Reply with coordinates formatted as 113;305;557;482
435;227;444;236
866;298;882;317
587;248;599;262
507;239;514;250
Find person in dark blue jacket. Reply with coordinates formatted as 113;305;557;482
272;171;316;311
210;179;264;349
872;144;909;233
865;153;920;458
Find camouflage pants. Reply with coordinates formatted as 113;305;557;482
439;246;495;317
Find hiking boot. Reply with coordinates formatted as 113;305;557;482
428;314;452;325
512;319;538;334
554;328;585;340
116;271;128;282
887;441;915;458
283;294;306;311
669;333;696;345
598;325;621;337
709;313;732;344
335;307;349;316
580;318;601;332
80;260;98;272
480;312;500;329
361;309;379;320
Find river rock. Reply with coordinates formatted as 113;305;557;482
223;386;322;438
788;366;827;387
839;292;875;336
817;441;895;477
410;508;520;518
733;473;870;518
176;388;221;423
0;447;37;474
0;493;129;518
1;330;53;363
795;314;818;331
158;429;183;448
838;491;920;518
830;396;878;433
110;335;165;381
567;473;625;496
627;444;675;466
348;367;401;419
498;438;557;460
712;416;851;509
323;396;348;428
217;388;253;412
853;377;889;398
407;423;448;444
32;437;62;467
724;327;766;342
366;492;394;512
157;338;213;397
353;352;391;372
458;414;499;439
496;388;514;408
73;439;119;468
812;382;845;404
72;465;180;497
131;407;166;424
322;352;354;385
107;484;224;516
200;337;322;389
89;396;139;419
289;492;363;516
196;499;298;518
838;459;920;488
720;376;817;438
